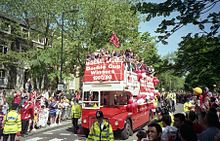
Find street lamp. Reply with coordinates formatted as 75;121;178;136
58;12;65;91
60;12;64;83
58;9;79;91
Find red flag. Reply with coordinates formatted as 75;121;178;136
109;32;120;48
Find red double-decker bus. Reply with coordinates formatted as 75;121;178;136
81;52;159;139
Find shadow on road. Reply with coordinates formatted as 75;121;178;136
65;125;123;140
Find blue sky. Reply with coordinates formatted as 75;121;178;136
138;1;220;57
138;16;198;57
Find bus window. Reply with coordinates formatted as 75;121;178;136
83;91;99;108
114;93;128;105
101;93;109;106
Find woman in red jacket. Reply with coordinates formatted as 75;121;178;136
20;98;34;136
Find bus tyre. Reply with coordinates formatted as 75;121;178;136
83;128;89;137
150;110;154;120
121;120;132;140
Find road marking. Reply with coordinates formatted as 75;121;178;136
43;132;53;134
48;126;69;132
60;133;71;136
26;137;43;141
49;138;63;141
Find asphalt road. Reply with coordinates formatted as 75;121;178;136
21;104;183;141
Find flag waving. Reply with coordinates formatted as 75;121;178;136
109;32;120;48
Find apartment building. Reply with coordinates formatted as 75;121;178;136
0;12;46;90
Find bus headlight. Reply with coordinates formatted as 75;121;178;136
115;120;119;126
83;119;87;124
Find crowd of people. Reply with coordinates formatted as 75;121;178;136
0;88;81;141
86;48;155;74
1;85;220;141
136;87;220;141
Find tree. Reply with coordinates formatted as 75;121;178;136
2;0;154;89
156;53;185;91
157;71;185;91
134;0;220;90
135;0;220;44
121;32;160;66
175;36;220;90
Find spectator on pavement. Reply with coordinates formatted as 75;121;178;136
0;92;5;106
198;110;220;141
62;96;70;120
152;107;163;127
20;98;33;136
2;101;9;115
161;114;177;141
179;123;197;141
174;113;185;129
0;106;5;140
56;100;63;125
188;111;204;134
13;91;21;108
174;113;186;141
146;122;162;141
183;99;193;114
136;129;147;141
49;97;58;126
38;105;49;128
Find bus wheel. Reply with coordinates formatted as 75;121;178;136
83;128;89;137
150;110;154;120
121;120;132;140
128;120;133;136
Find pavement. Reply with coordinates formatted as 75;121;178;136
19;120;72;140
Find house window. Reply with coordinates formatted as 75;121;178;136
0;20;10;32
0;44;8;54
21;28;29;38
0;69;5;85
11;24;21;36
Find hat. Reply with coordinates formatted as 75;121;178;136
96;110;104;119
193;87;202;95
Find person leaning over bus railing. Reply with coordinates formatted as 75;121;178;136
87;111;114;141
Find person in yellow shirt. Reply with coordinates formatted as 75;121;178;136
183;99;193;117
3;103;21;141
71;99;81;134
87;111;114;141
184;101;193;112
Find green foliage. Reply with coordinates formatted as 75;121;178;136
135;0;220;90
0;0;161;90
157;70;185;91
6;94;13;109
175;36;220;90
122;32;160;65
156;53;185;91
135;0;220;43
0;50;25;68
